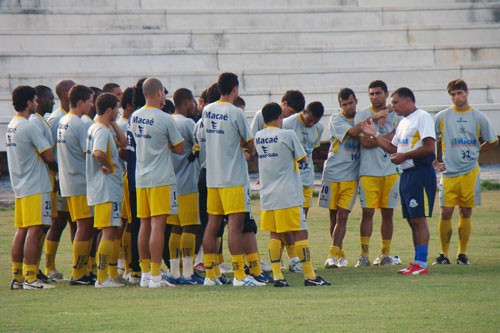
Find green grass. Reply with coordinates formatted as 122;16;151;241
1;192;500;332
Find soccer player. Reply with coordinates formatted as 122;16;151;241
166;88;203;284
361;87;436;275
255;102;331;286
320;88;387;268
433;79;498;265
45;79;76;281
354;80;399;267
128;78;184;288
58;84;96;285
103;82;124;108
86;93;127;288
201;72;264;286
7;85;57;289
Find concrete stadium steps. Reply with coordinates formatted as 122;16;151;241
1;4;499;31
2;24;499;52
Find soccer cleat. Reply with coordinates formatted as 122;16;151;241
218;274;232;285
48;269;65;282
324;257;338;268
179;274;204;285
289;257;304;273
432;253;451;265
337;257;348;268
10;280;24;290
24;279;55;289
398;263;414;274
219;262;233;273
149;276;175;288
233;275;266;287
355;255;370;268
203;277;222;286
252;271;274;284
260;260;272;273
69;275;95;286
95;279;125;288
304;276;332;286
112;276;129;285
401;263;429;275
128;272;141;284
456;254;470;265
88;272;97;283
273;279;290;287
37;269;51;284
393;255;402;265
140;274;151;288
373;255;393;266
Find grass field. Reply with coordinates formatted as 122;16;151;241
1;191;499;332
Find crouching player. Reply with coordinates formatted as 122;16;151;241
255;102;331;287
86;93;128;287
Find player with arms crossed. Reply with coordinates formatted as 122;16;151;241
433;79;498;265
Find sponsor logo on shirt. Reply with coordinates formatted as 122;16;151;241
398;138;409;146
134;125;152;139
451;138;477;147
132;116;154;126
204;112;227;134
6;127;16;147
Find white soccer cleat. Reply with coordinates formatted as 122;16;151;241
233;275;266;287
140;273;151;288
23;279;55;290
219;262;233;273
149;275;175;288
373;255;393;266
48;269;65;281
355;255;371;268
260;260;272;273
203;277;222;286
337;257;348;268
289;257;304;273
324;257;338;268
95;279;125;288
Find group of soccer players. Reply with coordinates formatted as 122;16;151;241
6;72;497;289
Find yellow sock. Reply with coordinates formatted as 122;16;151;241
139;258;151;273
45;240;59;275
328;245;340;259
339;248;346;259
269;239;284;280
381;239;392;257
232;254;246;280
24;264;37;283
286;244;297;259
169;232;182;259
458;216;472;255
108;239;121;280
88;256;95;274
85;239;94;275
72;241;89;280
151;262;161;277
36;233;46;270
247;252;262;276
12;261;23;282
203;253;217;280
122;231;131;274
296;240;316;280
97;239;113;283
360;237;370;257
439;218;452;258
181;232;196;259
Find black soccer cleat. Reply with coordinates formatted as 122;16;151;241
432;253;451;265
273;279;290;288
37;269;51;284
304;275;332;286
456;254;470;265
69;275;95;286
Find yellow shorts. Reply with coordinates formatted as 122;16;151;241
440;165;480;208
359;174;399;209
67;194;93;221
260;206;306;233
14;192;52;228
318;180;358;211
167;192;200;226
122;174;132;223
94;202;122;229
137;185;178;218
207;184;250;215
302;186;313;208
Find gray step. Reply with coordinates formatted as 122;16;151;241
1;5;498;31
2;24;499;52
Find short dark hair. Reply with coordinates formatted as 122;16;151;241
162;99;175;114
234;96;245;109
338;88;356;102
121;87;135;109
217;72;239;96
102;83;120;93
133;78;146;108
368;80;388;93
262;102;282;124
173;88;193;108
392;87;416;103
69;85;93;108
12;85;36;112
306;101;324;118
281;90;305;112
200;88;208;102
205;83;221;103
447;79;468;94
96;93;118;115
35;85;52;97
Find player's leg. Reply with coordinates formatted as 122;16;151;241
376;208;394;265
11;226;27;288
457;207;472;264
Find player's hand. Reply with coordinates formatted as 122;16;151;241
373;106;390;126
101;166;111;174
432;159;446;172
187;152;197;163
244;151;250;161
390;152;407;164
361;119;376;136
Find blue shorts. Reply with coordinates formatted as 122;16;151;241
399;165;436;219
